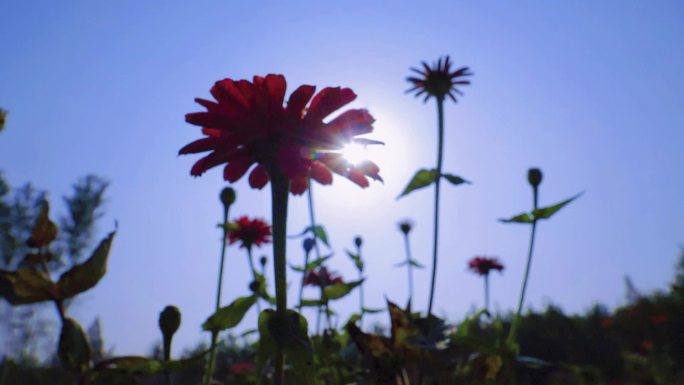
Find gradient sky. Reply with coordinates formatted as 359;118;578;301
1;1;683;357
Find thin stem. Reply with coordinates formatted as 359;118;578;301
204;203;230;385
307;180;322;259
484;274;490;313
357;244;365;327
270;168;290;385
247;247;262;314
507;187;539;345
297;249;311;311
402;233;414;305
427;97;445;316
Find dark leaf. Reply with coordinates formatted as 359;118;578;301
397;169;438;199
56;232;115;299
346;250;364;271
202;295;257;332
299;298;324;307
532;193;582;220
290;225;330;247
26;200;58;248
441;173;470;186
0;109;6;132
0;267;55;305
289;254;332;272
362;306;384;314
58;318;91;374
323;279;364;300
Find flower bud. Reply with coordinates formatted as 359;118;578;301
219;187;236;208
303;238;315;253
398;220;413;235
354;236;363;248
527;168;543;188
159;305;181;341
249;280;260;293
259;255;267;267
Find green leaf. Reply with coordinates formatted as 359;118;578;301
299;298;324;307
397;169;438;199
346;312;362;325
290;225;330;247
0;268;55;305
346;250;364;272
58;318;91;374
441;173;470;186
266;309;315;385
532;193;582;220
26;200;58;248
323;279;364;300
499;212;534;224
202;295;257;332
409;259;425;268
289;254;332;272
251;272;274;303
56;232;115;300
361;306;384;314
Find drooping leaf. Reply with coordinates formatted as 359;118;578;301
258;309;314;385
202;295;257;332
241;328;257;338
299;298;324;307
58;318;91;374
290;225;330;247
346;250;364;272
0;267;55;305
361;306;384;314
532;192;582;220
56;232;115;300
441;173;470;186
26;200;58;248
499;212;534;224
397;169;438;199
323;279;364;300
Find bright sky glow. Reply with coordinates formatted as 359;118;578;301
0;1;683;358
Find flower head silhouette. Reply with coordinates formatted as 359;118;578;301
406;56;472;103
181;74;382;194
228;216;271;249
303;267;343;288
468;256;504;276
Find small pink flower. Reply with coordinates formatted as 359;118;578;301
468;256;504;276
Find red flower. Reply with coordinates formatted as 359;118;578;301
229;362;255;374
180;74;382;195
601;318;614;328
406;56;472;103
468;256;504;276
228;216;272;249
303;267;343;288
639;339;653;352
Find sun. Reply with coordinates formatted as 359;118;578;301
341;143;370;165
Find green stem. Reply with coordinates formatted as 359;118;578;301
270;168;290;385
427;97;445;316
402;233;414;305
484;274;490;314
507;187;539;345
247;247;262;314
204;203;230;385
357;244;365;327
297;249;311;311
307;179;323;260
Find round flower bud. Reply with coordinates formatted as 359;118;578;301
259;256;267;267
527;168;543;188
219;187;236;208
354;236;363;248
303;238;315;253
159;305;181;339
398;220;413;235
249;280;260;293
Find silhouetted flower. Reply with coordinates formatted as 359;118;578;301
303;267;343;288
406;56;472;102
398;219;413;235
468;256;504;276
181;74;382;194
228;216;272;249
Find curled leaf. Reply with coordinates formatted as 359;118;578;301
202;295;257;332
0;267;55;305
26;200;58;248
56;232;115;300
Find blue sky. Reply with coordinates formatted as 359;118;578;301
1;1;683;357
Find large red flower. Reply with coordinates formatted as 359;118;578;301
228;216;272;249
180;74;382;195
468;256;504;276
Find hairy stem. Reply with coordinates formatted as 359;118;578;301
271;169;290;385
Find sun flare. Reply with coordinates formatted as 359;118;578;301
341;143;369;165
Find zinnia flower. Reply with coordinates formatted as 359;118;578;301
406;56;472;102
303;267;343;288
468;256;504;276
229;362;255;374
180;74;382;195
228;216;272;249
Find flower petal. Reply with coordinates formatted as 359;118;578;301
286;85;316;118
248;165;270;189
310;161;333;185
346;169;369;188
355;160;383;182
277;146;309;178
324;109;375;138
223;156;254;182
178;137;217;155
290;176;308;195
306;87;356;122
212;79;249;109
